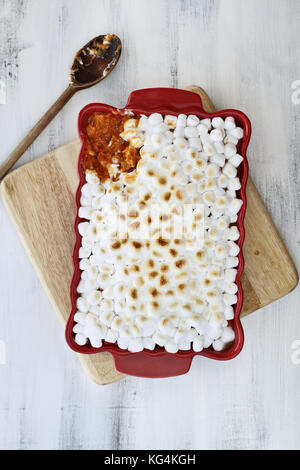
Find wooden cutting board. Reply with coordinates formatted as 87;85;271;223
1;86;298;384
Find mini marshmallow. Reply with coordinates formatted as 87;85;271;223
224;116;236;131
206;163;220;178
90;337;103;348
86;171;100;185
177;114;187;127
230;127;244;140
78;222;89;237
206;325;223;340
165;341;179;353
148;113;163;126
184;126;199;138
152;331;168;347
80;196;92;207
173;126;185;137
192;336;204;352
224;306;235;320
221;326;235;343
210;128;225;142
228;198;243;214
225;282;238;295
143;337;156;350
212;339;225;351
224;143;237;158
223;162;237;179
228;177;241;191
76;297;90;313
75;334;87;346
81;183;95;198
226;226;240;241
224;269;237;283
186;114;200;126
164;115;177;129
188;137;202;150
223;294;237;305
211;154;225;167
179;340;192;351
224;134;238;145
218;174;229;188
227;241;240;256
74;312;87;324
226;257;239;268
86;290;102;306
203;335;213;348
73;323;83;334
203;141;216;156
197;123;209;135
229;154;243;168
118;337;129;349
153;123;168;134
74;112;245;353
215;141;225;154
174;137;189;151
79;206;94;220
158;317;176;336
201;118;212;130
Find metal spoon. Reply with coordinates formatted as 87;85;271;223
0;34;122;179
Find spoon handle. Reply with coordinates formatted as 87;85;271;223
0;85;76;180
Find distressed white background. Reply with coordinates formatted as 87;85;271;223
0;0;299;450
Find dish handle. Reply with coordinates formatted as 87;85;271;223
113;352;193;378
125;87;204;114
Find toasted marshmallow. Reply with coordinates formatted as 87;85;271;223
224;282;238;295
164;115;177;129
223;162;237;179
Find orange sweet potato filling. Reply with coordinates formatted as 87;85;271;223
82;112;140;181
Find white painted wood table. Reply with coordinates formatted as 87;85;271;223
0;0;299;450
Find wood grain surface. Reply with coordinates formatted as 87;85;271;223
1;0;300;451
1;85;298;385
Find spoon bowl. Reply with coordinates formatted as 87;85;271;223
70;34;122;88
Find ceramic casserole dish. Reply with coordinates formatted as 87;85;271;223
66;88;251;378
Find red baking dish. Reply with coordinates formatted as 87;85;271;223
66;88;251;378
